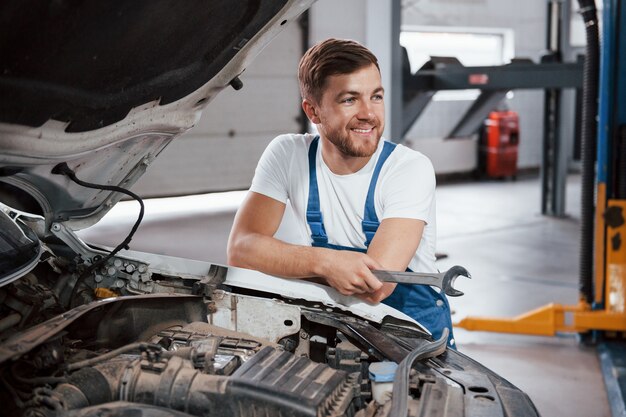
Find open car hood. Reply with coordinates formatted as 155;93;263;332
0;0;313;234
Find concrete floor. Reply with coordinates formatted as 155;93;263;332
80;174;610;417
436;175;610;417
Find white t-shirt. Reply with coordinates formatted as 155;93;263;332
250;133;437;273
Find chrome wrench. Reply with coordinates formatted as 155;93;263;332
372;265;471;297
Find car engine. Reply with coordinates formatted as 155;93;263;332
11;324;360;417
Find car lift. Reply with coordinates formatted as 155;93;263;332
450;0;626;414
402;55;583;218
453;0;624;338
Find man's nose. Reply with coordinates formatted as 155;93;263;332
356;100;375;120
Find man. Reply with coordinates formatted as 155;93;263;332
227;38;454;348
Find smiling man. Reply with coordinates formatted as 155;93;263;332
227;38;455;347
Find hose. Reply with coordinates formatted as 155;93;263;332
389;328;449;417
11;363;66;386
0;312;21;333
51;162;145;306
66;342;162;372
576;0;600;304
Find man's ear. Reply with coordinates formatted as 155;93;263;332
302;99;321;124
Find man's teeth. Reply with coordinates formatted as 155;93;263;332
352;128;372;133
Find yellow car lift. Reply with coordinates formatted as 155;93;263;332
455;199;626;336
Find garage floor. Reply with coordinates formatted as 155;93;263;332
80;173;610;417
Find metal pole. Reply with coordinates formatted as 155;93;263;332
541;0;567;217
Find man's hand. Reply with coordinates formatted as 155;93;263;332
357;282;397;303
317;249;384;296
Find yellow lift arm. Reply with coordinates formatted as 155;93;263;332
455;200;626;336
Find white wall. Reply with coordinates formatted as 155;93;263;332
309;0;366;44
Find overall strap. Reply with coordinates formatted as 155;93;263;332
362;141;397;246
306;136;328;246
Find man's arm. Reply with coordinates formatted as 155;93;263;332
227;191;383;296
368;218;424;269
358;217;425;303
360;150;434;303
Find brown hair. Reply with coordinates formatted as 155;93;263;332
298;38;379;103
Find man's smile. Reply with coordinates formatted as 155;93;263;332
351;127;375;134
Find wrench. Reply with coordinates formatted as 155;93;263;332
371;265;471;297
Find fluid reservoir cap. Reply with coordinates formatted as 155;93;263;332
369;361;398;382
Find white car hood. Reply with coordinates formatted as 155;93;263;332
0;0;313;234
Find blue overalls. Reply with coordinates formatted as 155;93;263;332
306;136;455;348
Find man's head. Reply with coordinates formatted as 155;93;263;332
298;38;380;103
299;39;385;159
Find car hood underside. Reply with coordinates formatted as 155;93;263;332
0;0;311;232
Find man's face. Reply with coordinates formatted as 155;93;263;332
305;64;385;158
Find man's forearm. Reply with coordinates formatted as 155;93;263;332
227;233;383;296
227;233;328;278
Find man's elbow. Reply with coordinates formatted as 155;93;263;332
226;236;246;267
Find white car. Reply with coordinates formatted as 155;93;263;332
0;1;539;416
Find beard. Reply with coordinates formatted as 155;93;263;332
324;126;382;158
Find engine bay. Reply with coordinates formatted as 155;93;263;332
0;207;538;417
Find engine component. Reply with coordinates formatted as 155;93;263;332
56;401;196;417
368;362;397;405
327;335;369;376
151;327;265;368
42;346;359;417
0;275;60;339
390;330;449;417
229;346;360;417
327;334;370;407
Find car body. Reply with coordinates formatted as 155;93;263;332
0;1;540;416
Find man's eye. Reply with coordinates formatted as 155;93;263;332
372;94;383;101
341;97;355;104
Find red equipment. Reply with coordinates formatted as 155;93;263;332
480;111;519;178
